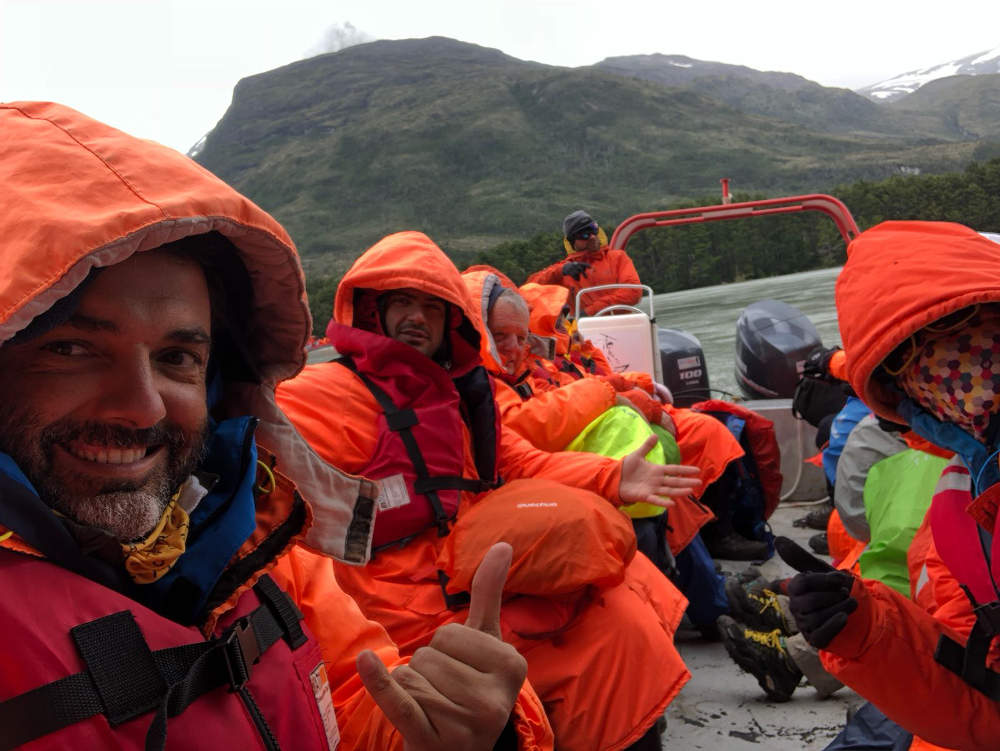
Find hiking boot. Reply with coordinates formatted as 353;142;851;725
717;615;803;702
695;620;721;641
705;532;769;561
735;566;764;585
724;576;791;634
808;532;830;556
624;715;667;751
793;500;833;531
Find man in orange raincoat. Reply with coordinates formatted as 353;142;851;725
527;210;641;316
0;102;550;750
277;231;702;751
781;221;1000;751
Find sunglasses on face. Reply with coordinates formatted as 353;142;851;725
573;225;598;242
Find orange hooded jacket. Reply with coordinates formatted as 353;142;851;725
462;270;619;452
278;233;691;751
822;221;1000;751
0;101;446;749
527;244;641;316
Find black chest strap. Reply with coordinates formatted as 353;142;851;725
334;357;493;540
509;371;533;401
935;524;1000;701
0;574;306;751
935;584;1000;701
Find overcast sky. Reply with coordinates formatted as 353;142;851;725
2;0;997;153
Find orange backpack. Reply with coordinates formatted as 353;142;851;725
436;478;636;597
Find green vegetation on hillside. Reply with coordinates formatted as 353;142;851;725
890;74;1000;140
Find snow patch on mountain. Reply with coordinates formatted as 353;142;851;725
971;45;1000;66
187;134;207;159
859;45;1000;102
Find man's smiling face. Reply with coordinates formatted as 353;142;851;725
0;249;212;541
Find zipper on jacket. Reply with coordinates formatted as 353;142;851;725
689;493;710;514
236;685;281;751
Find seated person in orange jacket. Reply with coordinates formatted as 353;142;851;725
277;231;702;751
527;210;641;317
465;271;703;547
0;102;549;751
467;273;742;636
519;282;763;560
782;221;1000;751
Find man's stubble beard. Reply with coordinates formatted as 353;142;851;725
0;406;209;542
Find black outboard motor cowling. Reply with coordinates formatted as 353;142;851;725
657;327;710;407
735;300;822;399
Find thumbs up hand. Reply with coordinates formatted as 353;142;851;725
356;543;527;749
776;536;858;649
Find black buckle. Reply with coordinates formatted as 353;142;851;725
223;618;261;690
437;569;471;611
974;602;1000;638
386;409;418;431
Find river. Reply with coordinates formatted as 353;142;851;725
653;266;842;397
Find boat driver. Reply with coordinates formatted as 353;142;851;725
527;210;642;316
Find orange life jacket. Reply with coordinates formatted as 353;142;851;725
325;324;501;549
0;549;332;751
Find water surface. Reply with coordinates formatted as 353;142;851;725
652;266;842;396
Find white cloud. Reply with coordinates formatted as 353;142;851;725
2;0;999;152
304;22;375;58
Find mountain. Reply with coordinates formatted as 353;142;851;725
593;54;814;92
859;45;1000;102
593;54;906;136
889;74;1000;140
194;37;982;275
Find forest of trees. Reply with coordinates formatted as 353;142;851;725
307;158;1000;335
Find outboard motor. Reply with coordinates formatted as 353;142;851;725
657;327;710;407
735;300;822;399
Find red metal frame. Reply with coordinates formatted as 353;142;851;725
609;193;860;250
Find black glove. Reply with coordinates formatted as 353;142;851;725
803;346;841;378
776;536;858;649
788;571;857;648
561;261;591;281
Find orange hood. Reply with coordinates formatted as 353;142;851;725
837;221;1000;424
520;282;571;356
461;267;517;374
0;101;375;563
334;231;482;375
463;263;517;290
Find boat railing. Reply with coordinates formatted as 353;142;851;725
574;283;656;320
609;193;860;250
